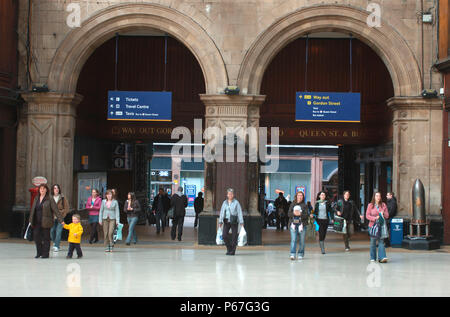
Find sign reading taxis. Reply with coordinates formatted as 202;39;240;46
296;92;361;123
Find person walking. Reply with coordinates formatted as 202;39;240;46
29;184;62;259
274;192;288;231
313;191;333;254
124;192;141;245
63;214;83;259
385;192;398;247
86;189;102;244
193;192;204;228
288;191;312;260
50;184;70;252
218;188;244;256
170;187;188;241
366;192;389;263
336;190;359;251
152;188;170;234
99;189;120;252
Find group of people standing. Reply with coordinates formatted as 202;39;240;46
284;189;398;263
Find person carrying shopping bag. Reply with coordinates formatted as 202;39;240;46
218;188;244;256
99;189;120;253
312;191;333;254
366;192;389;263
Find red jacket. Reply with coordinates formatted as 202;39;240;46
365;203;389;228
86;196;102;216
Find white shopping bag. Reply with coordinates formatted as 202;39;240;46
238;227;247;247
216;227;224;245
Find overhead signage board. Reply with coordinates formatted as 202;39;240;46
296;92;361;123
107;91;172;121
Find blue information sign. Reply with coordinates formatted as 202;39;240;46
295;92;360;123
107;91;172;121
185;185;196;208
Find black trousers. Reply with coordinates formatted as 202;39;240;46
68;243;83;257
223;220;239;254
317;219;329;241
194;212;200;227
171;216;184;240
33;226;51;257
155;211;166;232
89;222;98;242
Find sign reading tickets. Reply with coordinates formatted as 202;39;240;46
296;92;360;123
107;91;172;121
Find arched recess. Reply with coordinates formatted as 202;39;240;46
48;3;228;95
238;5;421;97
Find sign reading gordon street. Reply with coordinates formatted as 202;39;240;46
295;92;361;123
107;91;172;121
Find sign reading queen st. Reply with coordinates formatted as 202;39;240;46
295;92;361;123
107;91;172;121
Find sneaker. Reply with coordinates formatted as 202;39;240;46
66;256;72;259
77;255;83;259
345;248;350;252
53;247;59;252
105;247;110;252
290;255;295;261
370;259;375;262
379;258;388;263
297;255;303;260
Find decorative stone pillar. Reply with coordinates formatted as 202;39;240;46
198;94;265;245
387;97;443;224
14;92;83;215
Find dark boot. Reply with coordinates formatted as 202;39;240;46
320;241;325;254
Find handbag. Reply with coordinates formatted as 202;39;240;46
369;222;381;239
333;215;347;234
216;227;224;245
230;215;238;224
238;227;247;247
147;211;156;225
24;223;33;241
167;207;174;219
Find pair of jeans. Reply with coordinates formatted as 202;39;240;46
155;211;166;232
171;216;184;240
290;224;306;257
34;226;51;258
370;237;387;261
50;220;63;249
126;216;138;244
67;243;83;257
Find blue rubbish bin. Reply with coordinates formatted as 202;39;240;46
390;218;404;247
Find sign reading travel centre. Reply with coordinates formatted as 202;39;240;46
295;92;360;123
107;91;172;121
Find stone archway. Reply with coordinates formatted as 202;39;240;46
237;5;421;97
48;3;228;95
237;5;442;221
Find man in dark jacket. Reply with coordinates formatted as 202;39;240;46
152;188;170;234
170;187;188;241
385;192;398;247
193;192;204;228
274;192;288;231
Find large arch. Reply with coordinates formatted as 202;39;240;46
238;5;422;97
48;3;228;95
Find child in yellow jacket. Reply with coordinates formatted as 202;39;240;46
63;214;84;259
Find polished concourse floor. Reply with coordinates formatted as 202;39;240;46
0;240;449;297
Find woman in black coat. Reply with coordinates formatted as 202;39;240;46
29;184;62;258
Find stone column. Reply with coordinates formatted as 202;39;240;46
14;92;83;215
198;94;265;245
387;97;443;223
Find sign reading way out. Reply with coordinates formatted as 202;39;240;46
107;91;172;121
296;92;361;123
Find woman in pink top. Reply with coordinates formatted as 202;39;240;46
86;189;102;244
366;192;389;263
